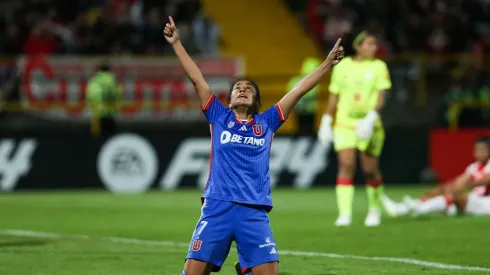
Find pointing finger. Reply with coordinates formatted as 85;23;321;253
169;16;175;27
334;38;342;48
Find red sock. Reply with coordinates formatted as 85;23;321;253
444;195;453;207
366;178;383;188
337;178;353;186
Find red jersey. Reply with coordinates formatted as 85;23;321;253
465;160;490;196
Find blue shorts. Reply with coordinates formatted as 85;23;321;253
185;198;279;272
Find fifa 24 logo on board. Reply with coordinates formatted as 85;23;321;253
0;139;37;191
160;137;329;190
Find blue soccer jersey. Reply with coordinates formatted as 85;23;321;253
200;94;286;208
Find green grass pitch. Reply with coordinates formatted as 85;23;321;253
1;186;490;275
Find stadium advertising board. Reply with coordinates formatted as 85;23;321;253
0;127;427;192
16;56;243;121
100;133;330;193
0;139;37;191
0;58;16;111
430;128;490;182
0;133;330;193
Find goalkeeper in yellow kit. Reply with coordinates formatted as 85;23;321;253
318;31;392;227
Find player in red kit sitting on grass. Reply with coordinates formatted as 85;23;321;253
382;137;490;217
163;16;344;275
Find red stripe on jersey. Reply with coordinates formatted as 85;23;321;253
202;124;213;205
471;162;487;182
207;124;213;184
275;104;286;121
235;117;255;125
245;118;255;125
201;94;215;111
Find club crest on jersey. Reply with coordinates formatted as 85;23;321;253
252;124;263;136
228;121;235;128
191;240;202;251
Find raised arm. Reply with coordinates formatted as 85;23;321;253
164;16;212;108
324;93;338;117
278;38;344;118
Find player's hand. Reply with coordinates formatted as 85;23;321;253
326;38;344;65
318;114;334;146
355;111;378;139
163;16;180;44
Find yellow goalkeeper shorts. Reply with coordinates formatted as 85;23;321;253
333;126;385;157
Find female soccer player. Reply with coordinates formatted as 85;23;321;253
317;30;392;227
163;17;344;275
382;137;490;217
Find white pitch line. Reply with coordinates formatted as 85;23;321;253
2;229;490;273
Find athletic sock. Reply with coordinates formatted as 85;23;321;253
336;178;354;217
366;179;383;212
415;195;451;215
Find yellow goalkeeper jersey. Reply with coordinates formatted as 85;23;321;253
329;56;392;127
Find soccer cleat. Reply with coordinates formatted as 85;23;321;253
235;261;249;275
403;195;418;210
380;194;399;217
381;195;410;217
395;203;410;216
334;215;352;227
411;198;436;217
234;261;241;274
364;210;381;227
446;204;457;216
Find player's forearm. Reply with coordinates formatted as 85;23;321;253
291;60;333;96
466;177;490;189
324;93;338;116
172;41;204;83
172;41;211;99
278;60;333;117
374;90;386;113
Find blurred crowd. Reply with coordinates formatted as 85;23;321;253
0;0;220;56
0;0;488;128
286;0;490;56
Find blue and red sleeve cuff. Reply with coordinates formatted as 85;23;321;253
274;103;286;121
201;94;215;112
